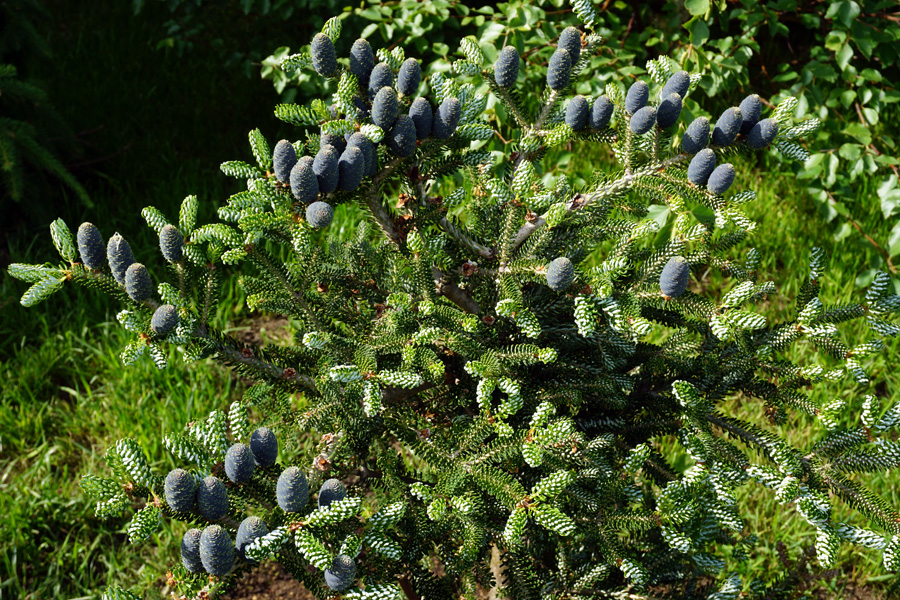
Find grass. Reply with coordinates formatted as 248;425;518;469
2;3;899;600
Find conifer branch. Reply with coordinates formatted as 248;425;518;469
510;153;690;253
534;89;560;132
432;266;481;314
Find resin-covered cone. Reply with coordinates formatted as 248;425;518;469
225;443;256;484
311;33;338;77
199;525;234;576
235;516;268;561
181;528;203;573
546;257;575;292
324;554;356;591
409;98;433;140
77;222;104;269
432;97;461;140
151;304;178;336
249;427;278;467
397;58;421;96
197;475;228;521
276;466;309;512
660;256;690;298
165;468;197;512
106;233;135;285
494;46;519;88
565;95;588;131
124;263;152;302
159;224;184;263
272;139;297;184
318;478;347;509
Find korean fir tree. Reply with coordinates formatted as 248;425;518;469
9;8;900;600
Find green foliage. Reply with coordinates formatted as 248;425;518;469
6;4;900;600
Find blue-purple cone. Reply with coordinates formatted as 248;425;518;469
235;516;268;561
656;93;682;130
388;114;417;158
159;224;183;263
625;80;649;116
273;139;297;184
546;49;571;91
397;58;421;97
747;118;778;149
368;63;393;100
546;257;575;292
687;148;716;186
313;144;340;194
338;146;366;191
372;86;400;131
151;304;178;336
106;233;135;285
349;39;375;87
432;97;461;139
249;426;278;467
199;524;234;576
124;263;152;302
324;554;356;591
630;106;657;135
707;163;736;195
181;528;203;573
77;222;105;269
738;94;762;134
682;117;710;154
660;256;690;298
290;159;319;204
306;201;334;228
409;97;433;140
310;33;338;77
165;468;197;513
318;478;347;509
661;71;690;100
558;27;581;65
590;96;613;130
494;46;519;88
565;95;589;131
276;466;309;512
197;475;229;521
224;443;256;484
712;107;742;146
